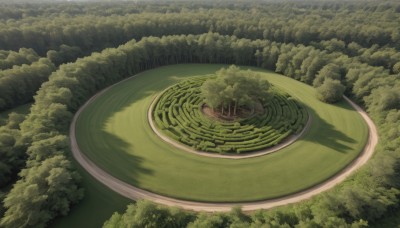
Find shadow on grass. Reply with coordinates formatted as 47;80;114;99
96;129;153;185
330;99;356;111
300;103;356;153
91;70;200;182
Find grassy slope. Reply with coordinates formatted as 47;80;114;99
74;64;368;202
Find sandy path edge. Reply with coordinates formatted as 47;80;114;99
69;75;378;212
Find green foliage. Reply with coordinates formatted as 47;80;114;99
103;201;253;228
153;76;307;154
46;45;83;66
0;48;40;70
316;38;346;53
0;58;56;111
1;29;395;226
1;1;399;55
313;63;342;87
0;155;84;228
0;128;24;186
26;135;69;167
393;62;400;74
201;65;272;115
0;190;5;218
0;1;399;226
0;111;27;187
316;79;346;103
188;213;229;228
105;200;369;228
103;200;195;228
364;87;400;112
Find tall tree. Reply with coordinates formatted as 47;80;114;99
0;155;83;228
201;65;272;117
316;78;345;103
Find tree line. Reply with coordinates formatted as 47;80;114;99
0;48;40;70
0;1;399;56
0;44;84;111
2;32;398;112
0;58;55;111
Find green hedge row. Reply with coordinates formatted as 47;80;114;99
152;78;308;154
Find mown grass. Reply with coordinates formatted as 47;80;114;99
74;64;368;202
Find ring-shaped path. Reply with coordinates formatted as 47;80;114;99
71;64;375;210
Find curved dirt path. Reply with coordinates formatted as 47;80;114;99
70;77;378;211
147;93;312;159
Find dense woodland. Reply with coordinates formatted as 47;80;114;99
0;1;399;227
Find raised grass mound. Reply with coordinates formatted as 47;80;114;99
151;76;308;154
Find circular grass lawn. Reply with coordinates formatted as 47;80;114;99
75;64;368;202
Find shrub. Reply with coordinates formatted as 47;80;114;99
316;79;345;103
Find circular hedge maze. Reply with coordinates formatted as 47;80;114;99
151;76;308;154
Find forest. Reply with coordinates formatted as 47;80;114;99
0;0;399;227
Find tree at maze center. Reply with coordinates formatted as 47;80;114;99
201;65;273;119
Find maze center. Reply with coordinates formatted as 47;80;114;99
151;76;308;154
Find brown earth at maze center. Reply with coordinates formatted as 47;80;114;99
201;101;264;122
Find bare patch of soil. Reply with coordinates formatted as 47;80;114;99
201;101;264;122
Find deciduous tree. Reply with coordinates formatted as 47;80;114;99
316;78;345;103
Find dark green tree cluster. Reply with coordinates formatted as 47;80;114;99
0;58;55;111
103;200;196;228
313;64;345;103
103;199;373;227
46;45;83;67
0;113;27;187
1;155;83;228
316;79;346;103
201;65;272;116
0;48;39;70
0;1;399;56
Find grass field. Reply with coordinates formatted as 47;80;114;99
75;64;368;202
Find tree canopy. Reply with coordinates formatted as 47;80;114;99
316;78;346;103
201;65;272;117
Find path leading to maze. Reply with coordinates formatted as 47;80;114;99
69;75;378;212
